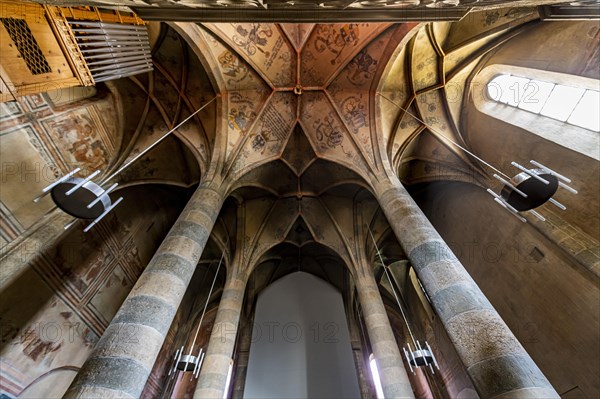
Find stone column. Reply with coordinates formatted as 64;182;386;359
230;303;255;399
64;184;225;399
355;259;415;399
374;175;559;399
346;311;378;399
194;269;247;399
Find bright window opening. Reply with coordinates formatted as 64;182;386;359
569;90;600;132
369;354;385;399
223;360;233;399
487;74;600;132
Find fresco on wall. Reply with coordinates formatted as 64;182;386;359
40;106;114;172
0;91;117;246
0;187;185;397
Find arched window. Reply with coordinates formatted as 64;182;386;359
487;74;599;132
472;64;600;160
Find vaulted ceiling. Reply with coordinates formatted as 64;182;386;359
2;3;584;277
115;11;544;193
73;12;552;276
4;7;588;275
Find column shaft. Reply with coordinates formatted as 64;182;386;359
355;262;415;399
347;312;377;399
375;175;559;399
231;303;255;399
64;184;224;399
194;273;246;399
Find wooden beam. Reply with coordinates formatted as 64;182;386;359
132;7;468;23
60;7;144;25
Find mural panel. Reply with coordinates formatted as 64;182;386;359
301;23;390;87
0;92;117;245
231;91;297;176
0;186;185;397
328;28;396;168
300;91;368;179
205;23;296;87
198;26;271;162
39;106;115;173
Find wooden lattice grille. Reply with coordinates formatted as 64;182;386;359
1;17;51;75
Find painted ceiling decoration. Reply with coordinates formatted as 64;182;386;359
168;22;409;188
175;12;544;190
2;10;564;246
102;15;596;277
2;6;599;398
4;6;596;254
167;21;438;283
378;10;541;185
204;22;401;182
129;1;600;23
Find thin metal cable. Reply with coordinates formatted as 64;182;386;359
103;95;218;184
377;92;510;179
368;228;418;347
188;249;226;353
355;299;369;354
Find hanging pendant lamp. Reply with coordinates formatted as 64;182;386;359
377;93;577;223
33;96;218;233
368;228;440;375
168;249;225;381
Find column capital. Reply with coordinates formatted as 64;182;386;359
353;250;377;279
198;178;228;195
371;173;403;197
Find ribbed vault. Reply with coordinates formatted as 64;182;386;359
378;9;540;185
115;14;550;196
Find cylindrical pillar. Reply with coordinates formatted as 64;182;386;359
64;184;225;399
355;260;415;399
375;175;559;399
194;270;247;399
347;310;377;399
230;303;255;399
